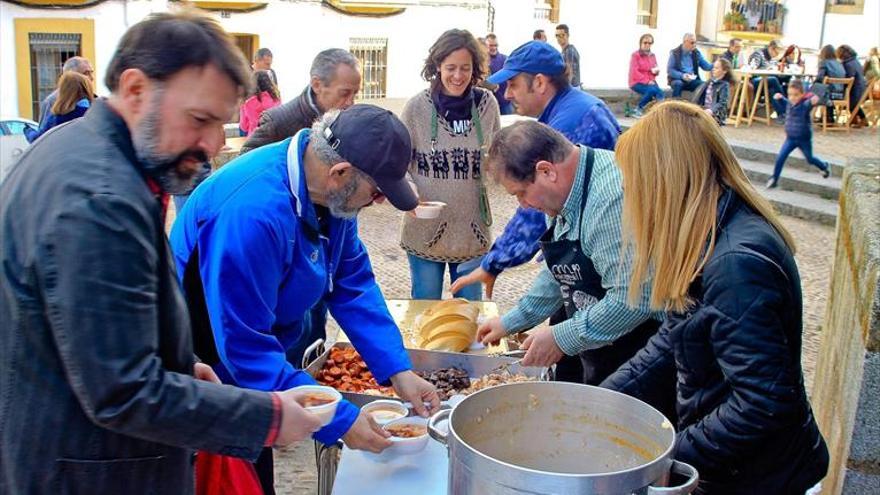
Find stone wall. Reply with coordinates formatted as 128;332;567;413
812;158;880;494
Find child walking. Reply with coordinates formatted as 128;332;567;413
767;79;830;188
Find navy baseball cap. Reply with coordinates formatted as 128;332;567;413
322;104;418;211
487;40;566;85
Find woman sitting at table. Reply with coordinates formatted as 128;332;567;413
837;44;868;127
747;40;786;121
692;58;733;126
603;100;829;494
815;44;846;122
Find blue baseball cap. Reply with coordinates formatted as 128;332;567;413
486;40;566;85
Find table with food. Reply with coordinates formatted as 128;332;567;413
296;298;698;495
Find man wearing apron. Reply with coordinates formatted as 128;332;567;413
478;121;663;387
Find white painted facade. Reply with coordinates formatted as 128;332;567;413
0;0;491;117
1;0;877;117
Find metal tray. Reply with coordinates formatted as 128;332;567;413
302;339;550;408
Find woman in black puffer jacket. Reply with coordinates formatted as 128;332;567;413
603;100;828;494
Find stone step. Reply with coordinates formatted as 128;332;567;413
617;117;846;178
739;158;841;201
757;185;839;226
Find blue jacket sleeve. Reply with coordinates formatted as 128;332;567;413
698;50;714;72
189;208;357;444
327;218;412;384
667;51;684;81
575;105;621;151
480;207;545;275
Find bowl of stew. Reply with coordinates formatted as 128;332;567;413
293;385;342;426
383;416;429;455
362;400;409;426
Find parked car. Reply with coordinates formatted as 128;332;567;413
1;118;37;184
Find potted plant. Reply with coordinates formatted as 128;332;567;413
767;20;779;34
734;12;747;31
723;12;735;31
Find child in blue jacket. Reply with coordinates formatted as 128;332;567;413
767;79;830;188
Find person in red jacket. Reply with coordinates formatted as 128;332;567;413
628;33;664;117
239;70;281;136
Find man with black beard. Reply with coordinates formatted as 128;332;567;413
0;11;325;494
169;104;441;493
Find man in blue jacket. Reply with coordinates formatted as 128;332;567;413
170;104;440;493
667;33;713;97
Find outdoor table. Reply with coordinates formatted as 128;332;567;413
731;69;816;127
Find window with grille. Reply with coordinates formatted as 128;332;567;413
350;37;388;100
637;0;658;28
29;33;81;119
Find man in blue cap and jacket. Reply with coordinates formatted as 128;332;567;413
451;43;618;289
451;40;621;382
170;104;440;493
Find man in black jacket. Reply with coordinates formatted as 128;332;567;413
240;48;361;154
0;11;322;494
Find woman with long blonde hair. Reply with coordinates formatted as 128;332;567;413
26;71;94;143
602;100;828;494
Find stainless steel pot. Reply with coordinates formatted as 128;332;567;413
428;382;698;495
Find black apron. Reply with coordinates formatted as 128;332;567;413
539;147;659;386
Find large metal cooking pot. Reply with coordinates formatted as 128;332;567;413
427;382;697;494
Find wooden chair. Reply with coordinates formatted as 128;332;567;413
848;78;880;129
816;76;854;132
728;78;754;126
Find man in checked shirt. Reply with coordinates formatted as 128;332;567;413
473;121;666;395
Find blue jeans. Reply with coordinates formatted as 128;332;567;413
751;76;787;117
631;83;665;109
772;137;828;182
670;77;702;97
407;253;482;301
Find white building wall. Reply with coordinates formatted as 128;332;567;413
530;0;699;88
821;0;880;56
0;0;489;116
2;0;876;117
0;0;163;117
213;0;489;100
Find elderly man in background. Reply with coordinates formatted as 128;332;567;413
0;11;322;494
241;48;360;154
38;56;94;124
667;33;713;97
253;46;278;87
